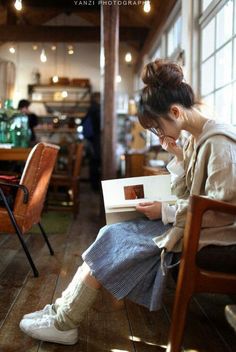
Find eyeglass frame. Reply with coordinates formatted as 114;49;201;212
148;127;164;138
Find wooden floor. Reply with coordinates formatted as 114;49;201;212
0;183;236;352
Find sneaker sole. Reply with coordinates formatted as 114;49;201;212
20;323;78;345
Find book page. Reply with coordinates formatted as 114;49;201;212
101;175;176;224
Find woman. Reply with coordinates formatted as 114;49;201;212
19;60;236;345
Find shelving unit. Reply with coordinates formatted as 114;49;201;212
28;82;91;144
28;83;91;115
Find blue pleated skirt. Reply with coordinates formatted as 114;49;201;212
82;218;173;311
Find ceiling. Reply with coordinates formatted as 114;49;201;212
0;0;177;69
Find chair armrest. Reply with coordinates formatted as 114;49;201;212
182;195;236;262
0;181;29;204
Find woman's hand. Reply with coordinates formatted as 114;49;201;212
159;136;183;161
136;201;162;220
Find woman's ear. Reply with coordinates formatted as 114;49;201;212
170;105;181;119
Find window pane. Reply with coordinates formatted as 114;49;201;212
234;38;236;79
152;46;161;61
202;0;213;12
201;18;215;61
167;16;181;57
201;57;214;95
202;94;215;117
232;82;236;124
167;28;174;56
215;42;232;89
175;16;182;48
203;93;214;108
216;0;233;49
235;0;236;34
215;85;232;123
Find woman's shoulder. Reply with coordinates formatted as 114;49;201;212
197;122;236;148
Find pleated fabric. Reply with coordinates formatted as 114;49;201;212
82;218;173;311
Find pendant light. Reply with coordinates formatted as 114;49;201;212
143;1;151;13
14;0;22;11
125;52;132;63
40;48;47;63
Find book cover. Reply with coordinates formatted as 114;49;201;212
101;174;176;224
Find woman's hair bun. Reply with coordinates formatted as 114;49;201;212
141;59;184;89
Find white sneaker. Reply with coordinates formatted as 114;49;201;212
19;315;78;345
23;304;55;320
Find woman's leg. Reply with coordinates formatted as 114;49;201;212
20;261;101;345
52;262;101;330
54;262;101;308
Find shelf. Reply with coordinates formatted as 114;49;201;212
35;127;77;134
28;82;90;144
31;100;90;105
36;112;85;118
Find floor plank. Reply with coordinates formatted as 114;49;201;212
126;300;169;351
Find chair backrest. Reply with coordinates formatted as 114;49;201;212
72;143;83;179
14;143;59;231
167;195;236;352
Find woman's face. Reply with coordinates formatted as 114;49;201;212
151;105;185;141
159;116;182;141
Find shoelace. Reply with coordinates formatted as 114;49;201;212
33;315;54;328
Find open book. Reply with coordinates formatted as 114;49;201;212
101;174;176;224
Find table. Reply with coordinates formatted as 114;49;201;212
143;165;169;176
0;147;31;161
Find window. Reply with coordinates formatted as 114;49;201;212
200;0;236;124
167;15;182;57
202;0;214;12
151;46;161;61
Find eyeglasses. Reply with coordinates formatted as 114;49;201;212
149;127;164;138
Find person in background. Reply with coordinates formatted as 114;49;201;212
82;92;101;191
18;99;38;143
19;60;236;346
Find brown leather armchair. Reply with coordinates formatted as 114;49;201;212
0;142;59;277
167;195;236;352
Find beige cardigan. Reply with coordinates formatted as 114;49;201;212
153;121;236;252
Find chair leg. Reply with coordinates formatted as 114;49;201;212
0;190;39;277
38;222;54;255
167;291;192;352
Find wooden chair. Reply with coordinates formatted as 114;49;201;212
49;143;83;218
167;195;236;352
0;142;59;277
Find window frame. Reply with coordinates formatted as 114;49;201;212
199;0;236;124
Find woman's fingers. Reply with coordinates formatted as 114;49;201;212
137;202;155;207
136;201;162;220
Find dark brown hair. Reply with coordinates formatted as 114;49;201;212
138;59;195;129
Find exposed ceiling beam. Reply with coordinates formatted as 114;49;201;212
0;25;148;42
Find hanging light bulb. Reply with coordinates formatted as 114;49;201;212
116;75;122;83
9;46;16;54
143;1;151;13
14;0;22;11
68;45;74;55
32;44;38;51
61;90;68;98
51;45;57;51
125;52;132;63
52;75;59;83
40;48;47;63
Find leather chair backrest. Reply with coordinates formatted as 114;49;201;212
14;143;59;231
73;143;83;179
